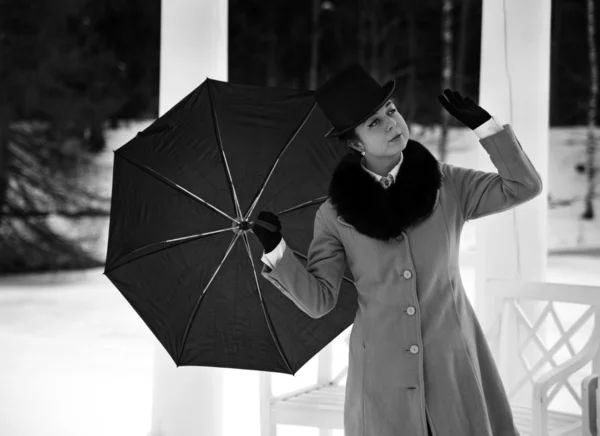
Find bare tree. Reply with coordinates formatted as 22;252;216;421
582;0;598;220
549;0;563;125
438;0;454;162
308;0;321;90
357;0;401;83
405;3;418;123
455;0;471;93
357;0;368;68
0;114;9;227
309;0;321;90
0;125;110;273
368;0;380;81
265;4;280;87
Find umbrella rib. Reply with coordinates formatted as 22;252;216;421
115;152;239;225
275;196;329;216
244;102;318;221
103;227;237;274
241;233;294;374
177;231;241;363
290;249;356;286
207;81;243;221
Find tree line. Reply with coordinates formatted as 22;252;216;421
0;0;598;273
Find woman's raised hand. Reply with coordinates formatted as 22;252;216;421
437;88;491;130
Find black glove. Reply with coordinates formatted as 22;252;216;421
437;88;491;130
252;211;282;253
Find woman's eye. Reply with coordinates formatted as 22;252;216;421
369;109;397;128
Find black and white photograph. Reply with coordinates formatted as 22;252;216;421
1;0;600;435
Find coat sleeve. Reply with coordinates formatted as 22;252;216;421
442;124;543;222
260;204;347;319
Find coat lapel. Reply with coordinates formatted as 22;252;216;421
328;139;442;241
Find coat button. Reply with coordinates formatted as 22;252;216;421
406;306;416;316
409;345;419;354
403;269;412;279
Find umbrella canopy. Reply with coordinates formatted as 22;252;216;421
103;78;358;374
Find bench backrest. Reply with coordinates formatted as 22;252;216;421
484;279;600;412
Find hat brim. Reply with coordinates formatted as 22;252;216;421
324;79;396;138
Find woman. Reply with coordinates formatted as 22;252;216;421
252;63;542;436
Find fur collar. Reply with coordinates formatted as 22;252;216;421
328;139;442;242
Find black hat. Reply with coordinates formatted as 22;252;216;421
315;63;395;138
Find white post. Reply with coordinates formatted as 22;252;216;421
151;1;228;436
475;0;550;392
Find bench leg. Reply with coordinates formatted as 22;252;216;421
582;374;598;436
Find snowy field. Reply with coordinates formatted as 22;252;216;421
0;121;599;436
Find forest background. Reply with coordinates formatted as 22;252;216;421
0;0;598;273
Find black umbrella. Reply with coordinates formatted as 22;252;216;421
103;78;358;374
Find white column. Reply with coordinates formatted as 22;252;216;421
151;1;228;436
474;0;550;331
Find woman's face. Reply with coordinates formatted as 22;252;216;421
353;100;409;158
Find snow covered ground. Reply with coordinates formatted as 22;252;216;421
0;255;597;436
0;121;598;436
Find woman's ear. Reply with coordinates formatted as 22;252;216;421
348;138;361;151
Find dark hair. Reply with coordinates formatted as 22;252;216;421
337;96;401;156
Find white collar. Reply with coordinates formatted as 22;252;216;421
360;152;403;183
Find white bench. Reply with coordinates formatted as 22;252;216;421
259;279;600;436
582;374;598;436
260;335;348;436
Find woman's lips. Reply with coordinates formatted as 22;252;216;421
390;133;402;142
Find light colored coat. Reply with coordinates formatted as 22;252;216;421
261;124;543;436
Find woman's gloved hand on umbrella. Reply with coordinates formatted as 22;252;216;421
437;88;491;130
252;211;282;253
